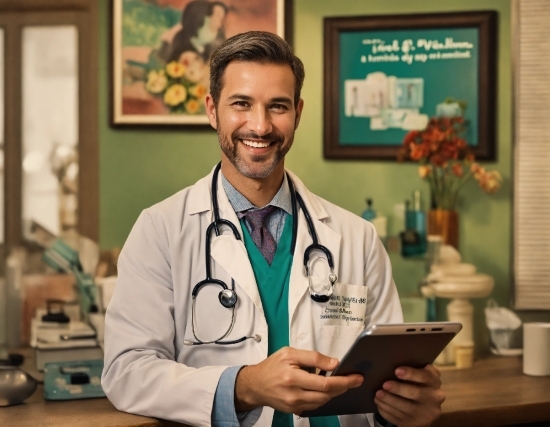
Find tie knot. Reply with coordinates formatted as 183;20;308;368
240;205;277;230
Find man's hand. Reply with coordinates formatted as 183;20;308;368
374;364;445;427
235;347;363;414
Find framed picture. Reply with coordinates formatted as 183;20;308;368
323;11;497;161
111;0;292;127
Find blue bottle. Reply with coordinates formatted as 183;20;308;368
361;199;377;222
401;191;427;257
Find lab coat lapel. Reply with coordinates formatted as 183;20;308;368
288;174;341;323
208;172;265;317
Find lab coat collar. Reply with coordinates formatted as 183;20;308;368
187;166;217;216
193;167;265;318
187;166;330;222
285;171;341;324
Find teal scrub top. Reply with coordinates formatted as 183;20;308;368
240;216;339;427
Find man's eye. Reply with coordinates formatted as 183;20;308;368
233;101;249;108
271;104;288;111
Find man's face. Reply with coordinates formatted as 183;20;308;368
205;61;303;179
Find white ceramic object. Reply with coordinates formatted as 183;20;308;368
430;263;477;277
431;274;494;299
431;274;494;365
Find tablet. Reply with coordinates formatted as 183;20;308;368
301;322;462;417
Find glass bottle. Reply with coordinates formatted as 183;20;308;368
361;198;377;222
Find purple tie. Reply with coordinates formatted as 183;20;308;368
239;205;278;265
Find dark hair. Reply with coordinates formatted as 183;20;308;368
209;31;305;107
168;1;228;62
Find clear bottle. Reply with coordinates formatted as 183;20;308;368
361;198;377;222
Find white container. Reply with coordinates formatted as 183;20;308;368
523;322;550;376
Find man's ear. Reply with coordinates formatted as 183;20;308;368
294;98;304;130
205;94;217;129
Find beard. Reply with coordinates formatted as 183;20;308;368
217;119;293;179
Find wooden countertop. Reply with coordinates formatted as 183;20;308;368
1;353;549;427
434;356;550;427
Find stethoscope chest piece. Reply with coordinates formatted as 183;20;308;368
308;269;338;303
219;288;237;308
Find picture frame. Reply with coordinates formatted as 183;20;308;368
111;0;293;127
323;11;497;161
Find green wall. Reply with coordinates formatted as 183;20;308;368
99;1;512;348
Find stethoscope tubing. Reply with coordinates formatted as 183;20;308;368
185;162;336;346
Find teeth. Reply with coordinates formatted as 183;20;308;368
242;139;270;148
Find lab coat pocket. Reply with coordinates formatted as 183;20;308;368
319;324;365;360
317;283;368;359
319;283;368;327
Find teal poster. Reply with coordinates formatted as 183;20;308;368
339;27;479;147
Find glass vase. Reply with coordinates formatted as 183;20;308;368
428;209;459;249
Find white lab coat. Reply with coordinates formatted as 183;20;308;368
102;167;403;427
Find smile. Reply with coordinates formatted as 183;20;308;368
241;139;272;148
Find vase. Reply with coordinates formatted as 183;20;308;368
428;209;459;249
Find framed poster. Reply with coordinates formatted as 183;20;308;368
111;0;292;127
323;11;497;161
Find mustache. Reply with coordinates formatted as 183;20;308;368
232;131;285;144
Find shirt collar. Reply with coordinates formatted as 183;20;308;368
221;171;292;215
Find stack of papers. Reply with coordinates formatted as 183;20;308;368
32;320;102;370
31;320;97;348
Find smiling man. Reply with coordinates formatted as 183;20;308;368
102;32;445;427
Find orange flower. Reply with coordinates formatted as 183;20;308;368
419;165;431;178
188;84;207;99
452;163;463;177
185;99;201;114
409;144;423;160
401;113;501;209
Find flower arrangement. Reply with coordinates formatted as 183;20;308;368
145;51;209;115
399;116;502;210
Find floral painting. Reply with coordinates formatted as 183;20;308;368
112;0;288;126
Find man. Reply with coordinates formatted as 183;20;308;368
102;31;444;427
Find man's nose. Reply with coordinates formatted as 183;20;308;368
247;108;273;136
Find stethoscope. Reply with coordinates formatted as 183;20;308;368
183;162;337;346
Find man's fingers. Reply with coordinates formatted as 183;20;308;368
374;397;408;426
395;364;442;388
281;387;356;415
293;369;363;393
375;390;417;417
279;347;339;371
428;363;442;378
382;381;423;401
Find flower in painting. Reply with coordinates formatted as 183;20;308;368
165;61;186;78
189;84;207;99
178;50;200;67
145;50;208;113
146;70;167;94
163;84;187;107
185;99;201;114
185;61;206;83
